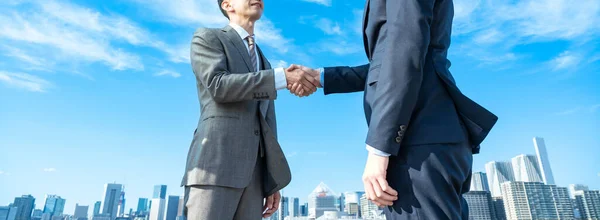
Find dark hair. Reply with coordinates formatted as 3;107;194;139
217;0;230;19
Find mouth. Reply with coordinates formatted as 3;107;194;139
250;2;263;8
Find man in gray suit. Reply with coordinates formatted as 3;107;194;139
288;0;498;219
181;0;320;219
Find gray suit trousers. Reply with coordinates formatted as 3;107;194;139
183;156;264;220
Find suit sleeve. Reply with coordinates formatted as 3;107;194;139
365;0;434;155
191;29;277;103
322;64;370;95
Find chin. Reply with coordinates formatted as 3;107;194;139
249;13;263;21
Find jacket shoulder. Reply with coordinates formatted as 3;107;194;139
193;27;223;41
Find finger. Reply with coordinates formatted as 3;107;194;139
371;178;384;198
292;83;303;95
266;195;274;209
273;194;281;211
378;177;398;196
299;78;316;94
303;74;319;89
373;194;396;206
364;180;376;201
287;64;300;71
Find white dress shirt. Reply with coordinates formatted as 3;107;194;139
229;23;287;90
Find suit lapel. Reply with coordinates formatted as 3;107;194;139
256;45;270;117
362;0;371;59
221;26;254;72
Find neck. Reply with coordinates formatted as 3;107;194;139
230;17;255;35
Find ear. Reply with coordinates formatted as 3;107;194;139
221;0;234;14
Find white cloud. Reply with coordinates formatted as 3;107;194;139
154;70;181;78
2;45;52;71
0;71;53;92
301;0;332;7
315;18;343;36
287;152;298;158
554;104;600;115
0;170;4;175
474;29;503;45
273;60;289;69
317;40;363;55
551;51;581;70
43;168;57;172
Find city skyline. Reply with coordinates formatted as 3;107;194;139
1;0;599;217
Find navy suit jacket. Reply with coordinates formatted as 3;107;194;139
323;0;498;155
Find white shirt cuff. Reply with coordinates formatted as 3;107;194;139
366;145;391;157
274;68;287;90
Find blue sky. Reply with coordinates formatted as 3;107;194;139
1;0;599;215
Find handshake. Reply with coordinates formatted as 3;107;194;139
283;64;321;97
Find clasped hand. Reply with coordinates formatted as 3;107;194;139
284;64;321;97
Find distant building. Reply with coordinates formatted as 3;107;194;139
101;183;122;220
93;202;101;216
492;197;506;220
73;204;89;219
290;197;300;217
471;172;490;192
177;196;185;219
360;194;384;219
13;195;35;220
42;195;66;219
165;196;180;220
502;182;573;220
569;184;590;199
153;185;167;199
31;209;42;219
149;199;165;220
278;196;289;220
308;182;339;219
485;161;515;197
573;190;600;220
299;204;308;217
463;191;495;220
533;137;555;185
511;154;543;183
0;206;19;220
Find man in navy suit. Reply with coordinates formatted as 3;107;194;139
288;0;498;218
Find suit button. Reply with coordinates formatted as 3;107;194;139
400;125;407;130
395;137;402;143
254;130;259;136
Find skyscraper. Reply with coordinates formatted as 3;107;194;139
136;198;149;214
471;172;490;192
463;191;495;220
511;154;543;183
117;191;126;217
101;183;122;220
573;190;600;220
93;201;101;216
177;197;184;219
165;196;180;220
501;181;573;220
278;196;289;220
492;197;506;220
149;198;165;220
73;204;88;219
569;184;589;199
0;206;19;220
533;137;555;185
485;161;515;197
153;185;167;199
308;182;338;219
291;197;300;217
13;195;35;220
360;194;384;219
42;195;65;218
300;204;308;217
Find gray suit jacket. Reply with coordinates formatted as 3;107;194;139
181;26;291;196
322;0;498;155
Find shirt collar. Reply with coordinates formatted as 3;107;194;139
229;23;256;43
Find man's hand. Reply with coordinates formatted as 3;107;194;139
285;65;319;97
363;150;398;207
262;191;281;218
286;64;321;97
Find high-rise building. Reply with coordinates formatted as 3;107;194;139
573;190;600;220
153;185;167;199
165;196;180;220
299;204;308;217
511;154;543;183
307;182;339;219
278;196;289;220
177;197;184;219
136;198;149;214
31;209;42;219
93;202;101;216
492;197;506;220
569;184;590;199
471;172;490;192
290;197;300;217
485;161;515;197
101;183;122;220
42;195;65;218
149;199;165;220
73;204;88;219
117;191;126;217
463;191;495;220
360;194;383;219
13;195;35;220
336;194;345;213
501;182;573;220
0;206;19;220
533;137;556;185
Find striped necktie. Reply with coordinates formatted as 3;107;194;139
246;35;268;118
